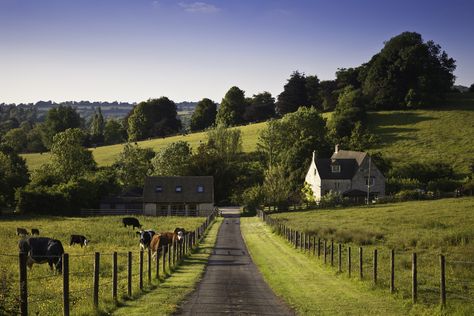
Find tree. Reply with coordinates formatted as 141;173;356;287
190;98;217;131
263;164;292;210
26;124;46;153
127;97;182;141
0;145;29;207
362;32;456;109
50;128;96;181
319;80;338;111
329;86;367;140
104;119;127;145
276;71;310;115
243;92;275;122
42;105;82;148
258;107;331;192
113;143;154;187
90;107;105;145
151;141;192;176
306;75;323;110
469;84;474;93
206;124;242;163
2;128;27;153
216;86;247;126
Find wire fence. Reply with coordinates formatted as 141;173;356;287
1;210;218;316
258;210;474;309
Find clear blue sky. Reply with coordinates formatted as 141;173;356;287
1;0;473;104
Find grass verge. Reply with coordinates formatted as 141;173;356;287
241;216;436;315
112;217;222;315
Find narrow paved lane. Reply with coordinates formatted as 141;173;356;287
176;207;294;315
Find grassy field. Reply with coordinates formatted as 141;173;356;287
270;197;474;314
367;93;474;174
113;217;222;315
241;217;412;315
22;122;267;170
0;215;209;315
22;93;474;174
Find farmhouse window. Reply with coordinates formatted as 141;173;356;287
331;164;341;173
175;186;182;193
197;185;204;193
155;186;163;193
365;177;375;186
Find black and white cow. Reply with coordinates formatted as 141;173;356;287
174;227;186;244
18;237;64;273
70;234;88;247
136;230;155;250
122;217;142;229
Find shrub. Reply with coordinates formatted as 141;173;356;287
241;185;264;215
427;178;460;193
386;177;422;195
319;191;348;208
394;189;424;201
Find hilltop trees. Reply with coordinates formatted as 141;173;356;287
0;145;29;208
127;97;181;141
190;98;217;131
90;107;105;145
216;86;247;126
361;32;456;109
104;119;127;145
276;72;324;115
243;92;276;122
42;105;82;149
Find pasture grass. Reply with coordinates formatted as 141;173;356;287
112;217;222;316
241;217;413;315
0;215;209;315
270;197;474;314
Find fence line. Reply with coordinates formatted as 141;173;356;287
257;210;473;309
12;210;218;316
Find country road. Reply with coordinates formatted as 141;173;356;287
176;207;294;315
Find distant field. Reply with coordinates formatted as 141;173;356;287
271;197;474;312
22;122;267;170
367;93;474;174
0;215;206;315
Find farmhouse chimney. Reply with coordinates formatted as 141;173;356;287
335;144;339;153
312;150;316;162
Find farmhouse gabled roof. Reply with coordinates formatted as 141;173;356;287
143;176;214;204
331;150;367;166
315;159;358;179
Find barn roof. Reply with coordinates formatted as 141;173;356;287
315;159;358;179
143;176;214;204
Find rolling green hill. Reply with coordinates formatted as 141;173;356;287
22;93;474;174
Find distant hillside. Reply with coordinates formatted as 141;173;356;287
23;94;474;174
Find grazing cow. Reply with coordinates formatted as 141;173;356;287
70;234;88;247
18;237;64;273
31;228;40;235
150;232;177;260
136;230;155;250
174;227;186;244
16;228;29;236
122;217;142;229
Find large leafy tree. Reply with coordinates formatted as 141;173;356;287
362;31;456;109
113;143;154;187
50;128;96;181
258;107;331;192
0;145;29;207
306;75;323;110
2;128;28;153
104;119;127;145
127;97;182;141
190;98;217;131
243;92;276;122
151;141;193;176
276;71;310;115
216;86;247;126
90;107;105;145
329;86;367;140
319;80;338;111
42;105;82;149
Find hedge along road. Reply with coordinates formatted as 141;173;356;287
176;207;294;315
240;217;411;316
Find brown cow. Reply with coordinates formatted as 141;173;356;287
150;232;178;261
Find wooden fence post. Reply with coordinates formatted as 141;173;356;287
313;236;316;256
318;238;321;258
373;249;378;284
19;252;28;316
390;249;395;293
63;253;69;316
359;247;363;280
139;251;143;290
148;248;152;284
338;244;342;273
127;252;132;297
162;246;166;276
440;254;446;307
412;252;417;304
173;239;176;268
156;249;160;279
324;240;327;264
112;252;117;301
93;252;100;309
330;240;334;267
348;246;351;278
168;244;171;271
